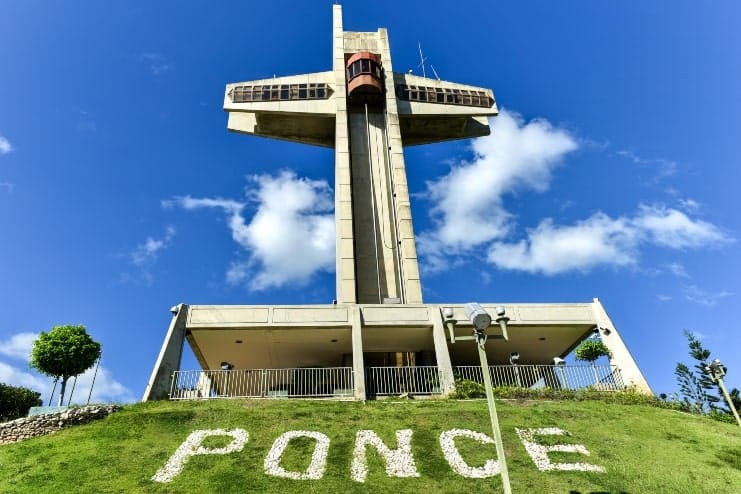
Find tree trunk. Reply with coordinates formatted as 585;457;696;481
58;376;69;407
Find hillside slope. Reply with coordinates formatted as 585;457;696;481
1;399;739;493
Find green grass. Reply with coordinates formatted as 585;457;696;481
1;398;739;493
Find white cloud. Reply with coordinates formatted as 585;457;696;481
0;135;12;155
677;198;700;213
417;110;732;276
418;110;578;271
124;226;176;285
488;213;638;275
167;171;335;291
0;332;37;361
130;225;176;267
0;361;47;392
683;285;733;308
140;52;172;75
633;204;729;249
486;205;732;275
615;149;677;179
664;262;689;278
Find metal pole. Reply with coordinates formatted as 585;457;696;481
87;354;102;404
67;376;78;406
48;377;58;406
476;331;512;494
717;377;741;427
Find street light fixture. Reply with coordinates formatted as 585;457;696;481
220;361;234;397
510;352;521;388
704;359;741;427
447;303;513;494
553;357;568;389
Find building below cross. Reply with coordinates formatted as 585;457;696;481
143;5;651;402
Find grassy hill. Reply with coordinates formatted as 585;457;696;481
1;397;739;493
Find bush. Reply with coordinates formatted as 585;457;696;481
709;409;737;424
0;382;42;422
450;379;486;399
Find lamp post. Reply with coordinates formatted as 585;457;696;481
704;359;741;427
445;303;512;494
553;357;568;390
510;352;521;388
220;361;234;397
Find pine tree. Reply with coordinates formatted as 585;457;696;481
674;362;707;413
674;330;722;414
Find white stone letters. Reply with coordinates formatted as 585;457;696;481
439;428;500;478
515;427;605;472
151;428;249;483
152;425;606;483
351;429;420;482
264;430;330;480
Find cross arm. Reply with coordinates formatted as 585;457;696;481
224;71;337;147
392;73;498;146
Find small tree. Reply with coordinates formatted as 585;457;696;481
575;340;612;385
30;325;101;406
0;383;42;422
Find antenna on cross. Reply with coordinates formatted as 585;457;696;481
430;65;441;81
417;42;427;78
416;43;441;80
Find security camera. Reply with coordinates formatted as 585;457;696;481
553;357;566;366
495;306;506;317
170;305;179;315
509;352;520;364
464;302;491;330
442;307;454;319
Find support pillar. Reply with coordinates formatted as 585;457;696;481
591;298;652;394
142;304;189;401
350;305;366;400
431;306;456;395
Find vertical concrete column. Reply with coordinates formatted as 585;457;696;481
350;305;366;400
379;28;423;304
431;306;456;395
591;298;653;394
142;304;189;401
333;5;356;303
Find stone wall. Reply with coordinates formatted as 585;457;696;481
0;405;121;445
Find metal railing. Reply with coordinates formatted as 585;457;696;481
170;367;354;400
454;364;624;391
169;364;624;400
365;366;443;397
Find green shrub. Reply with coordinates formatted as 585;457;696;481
450;379;486;399
709;409;737;424
0;382;42;422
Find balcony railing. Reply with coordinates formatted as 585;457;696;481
364;366;443;397
454;364;624;391
169;364;624;400
170;367;354;400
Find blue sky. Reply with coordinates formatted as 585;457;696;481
1;1;739;404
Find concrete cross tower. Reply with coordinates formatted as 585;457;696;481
143;5;651;402
224;5;496;304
